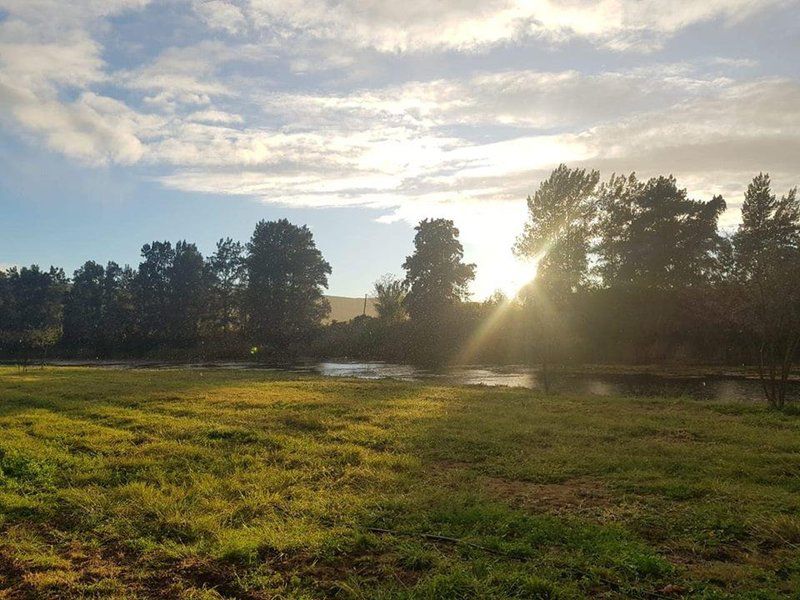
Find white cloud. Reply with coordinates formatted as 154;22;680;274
245;0;790;52
151;71;799;289
187;109;244;124
192;0;248;34
0;0;797;296
0;35;105;89
0;0;155;163
266;66;731;132
0;83;159;164
120;42;234;111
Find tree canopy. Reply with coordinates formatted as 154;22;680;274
245;219;331;353
402;218;475;321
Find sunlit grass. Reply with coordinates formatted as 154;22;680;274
1;367;799;598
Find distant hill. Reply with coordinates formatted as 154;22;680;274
325;295;378;323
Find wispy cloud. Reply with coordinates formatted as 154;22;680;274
245;0;790;52
0;0;798;294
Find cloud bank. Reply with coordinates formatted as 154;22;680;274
1;0;798;294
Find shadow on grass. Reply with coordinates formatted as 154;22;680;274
1;367;799;598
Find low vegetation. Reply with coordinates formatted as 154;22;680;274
1;368;799;598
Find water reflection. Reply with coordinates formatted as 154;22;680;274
312;361;798;403
6;359;796;403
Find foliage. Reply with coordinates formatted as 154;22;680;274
0;220;331;360
403;219;475;320
207;237;246;334
514;165;600;379
1;170;799;402
595;174;727;288
732;175;800;408
373;274;407;322
245;219;331;356
0;265;66;357
402;219;475;364
515;164;600;294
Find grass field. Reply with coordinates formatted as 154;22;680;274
0;367;799;599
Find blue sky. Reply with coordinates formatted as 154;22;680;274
1;0;798;297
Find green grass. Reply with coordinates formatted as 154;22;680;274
1;367;799;599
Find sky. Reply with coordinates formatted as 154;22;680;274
1;0;799;298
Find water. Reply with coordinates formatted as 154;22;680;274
5;359;797;402
312;361;798;402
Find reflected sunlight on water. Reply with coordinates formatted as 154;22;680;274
6;359;797;403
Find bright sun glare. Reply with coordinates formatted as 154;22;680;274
495;255;541;299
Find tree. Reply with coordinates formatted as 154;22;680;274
168;241;208;346
515;164;600;294
132;241;175;347
514;166;600;385
0;266;66;357
245;219;331;356
403;219;475;320
99;262;136;353
402;218;475;363
0;269;12;341
734;173;800;279
373;274;407;322
591;174;728;362
130;240;210;349
63;261;106;348
733;174;800;408
207;238;246;333
595;174;727;289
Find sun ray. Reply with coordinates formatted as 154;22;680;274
455;251;546;365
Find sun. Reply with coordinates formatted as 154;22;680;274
492;254;542;299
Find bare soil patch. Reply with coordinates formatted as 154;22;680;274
482;476;612;514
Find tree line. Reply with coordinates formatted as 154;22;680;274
2;169;798;405
0;219;330;360
314;169;799;407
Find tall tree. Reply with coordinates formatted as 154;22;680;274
0;266;66;355
591;174;728;361
245;219;331;355
515;164;600;294
0;268;12;339
514;166;599;384
132;241;175;346
596;174;726;289
403;219;475;320
734;173;800;279
402;218;475;363
99;262;136;353
168;241;208;345
63;261;105;348
207;238;246;333
733;174;800;408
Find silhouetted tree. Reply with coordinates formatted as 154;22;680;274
734;174;800;408
373;274;407;322
596;174;727;288
132;241;175;347
99;262;136;353
403;218;475;363
516;164;600;293
734;174;800;278
245;219;331;357
207;238;246;333
0;266;66;357
168;241;208;346
589;174;728;361
515;166;600;385
0;269;12;340
63;261;106;349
